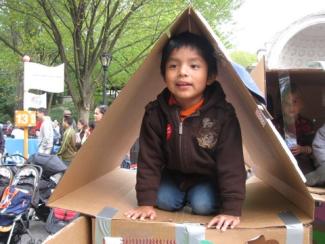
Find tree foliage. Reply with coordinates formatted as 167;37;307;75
230;50;257;68
0;0;242;121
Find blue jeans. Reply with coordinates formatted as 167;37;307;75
156;170;219;215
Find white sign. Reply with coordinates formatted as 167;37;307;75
24;62;64;93
24;91;47;109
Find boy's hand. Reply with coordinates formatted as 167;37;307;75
207;214;240;232
124;206;156;220
290;145;302;155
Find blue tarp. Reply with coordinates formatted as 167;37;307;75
231;62;265;104
5;138;39;157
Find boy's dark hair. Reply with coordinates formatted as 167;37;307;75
63;116;73;126
160;32;218;79
37;107;48;115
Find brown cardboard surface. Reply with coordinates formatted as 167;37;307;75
44;216;91;244
48;6;314;231
251;57;266;99
49;168;311;228
108;219;312;244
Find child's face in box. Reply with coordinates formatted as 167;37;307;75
164;46;209;109
283;92;303;119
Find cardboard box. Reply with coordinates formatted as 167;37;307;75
44;216;91;244
47;7;314;243
252;58;325;202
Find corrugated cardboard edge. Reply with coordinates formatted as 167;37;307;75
250;57;266;99
48;6;314;222
43;216;91;244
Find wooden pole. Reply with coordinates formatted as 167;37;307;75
23;126;28;159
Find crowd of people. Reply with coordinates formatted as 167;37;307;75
0;105;108;166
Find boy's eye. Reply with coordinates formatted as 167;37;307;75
191;64;200;69
167;63;177;69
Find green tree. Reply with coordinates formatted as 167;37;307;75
0;0;242;121
230;50;257;68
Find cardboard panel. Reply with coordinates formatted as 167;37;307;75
44;216;91;244
49;7;314;226
48;169;311;228
99;218;312;244
250;57;266;99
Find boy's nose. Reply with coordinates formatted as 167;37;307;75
179;65;189;76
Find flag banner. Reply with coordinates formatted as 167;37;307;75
24;62;64;93
24;91;47;109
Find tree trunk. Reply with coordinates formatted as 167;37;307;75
78;105;90;123
78;77;93;123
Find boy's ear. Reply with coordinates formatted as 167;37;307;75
207;75;216;85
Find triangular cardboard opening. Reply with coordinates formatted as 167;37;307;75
48;7;314;228
250;57;266;99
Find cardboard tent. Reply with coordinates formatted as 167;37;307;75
47;7;314;243
252;58;325;203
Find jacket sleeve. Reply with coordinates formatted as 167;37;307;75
136;108;165;206
215;106;246;216
313;124;325;167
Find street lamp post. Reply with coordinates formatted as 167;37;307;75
100;52;112;105
21;55;31;109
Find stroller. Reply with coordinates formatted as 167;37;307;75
27;153;79;234
0;164;42;244
26;153;67;222
0;167;13;197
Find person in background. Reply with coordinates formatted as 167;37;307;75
4;121;13;137
94;105;107;124
52;119;61;154
75;119;89;150
57;116;77;165
10;127;24;139
63;109;77;130
53;120;61;144
30;117;42;138
37;107;54;154
0;127;5;159
304;123;325;186
87;121;95;135
125;32;246;231
313;123;325;168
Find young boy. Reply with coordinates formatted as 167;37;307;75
275;85;315;174
125;32;246;231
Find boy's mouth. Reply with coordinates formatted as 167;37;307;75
176;81;192;87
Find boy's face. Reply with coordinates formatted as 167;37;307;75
283;93;303;119
164;46;209;109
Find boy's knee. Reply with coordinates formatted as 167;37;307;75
156;191;184;211
191;201;216;215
